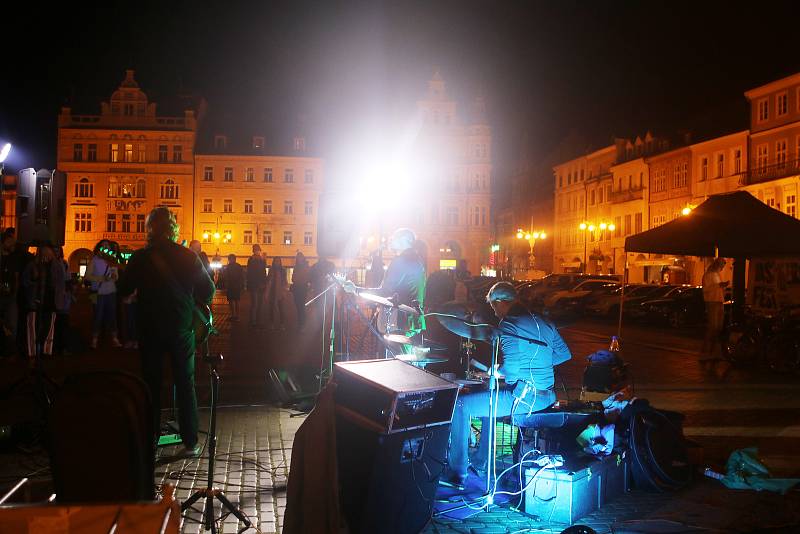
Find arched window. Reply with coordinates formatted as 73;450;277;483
75;177;93;198
108;177;120;198
160;179;178;200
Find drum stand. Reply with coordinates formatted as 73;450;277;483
181;350;251;533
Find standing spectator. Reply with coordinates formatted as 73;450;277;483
189;240;213;278
291;251;310;329
21;244;65;360
309;255;335;297
702;258;729;360
246;244;267;326
122;290;138;349
265;257;289;330
0;229;21;356
86;240;121;348
222;254;244;321
53;247;75;356
118;207;215;455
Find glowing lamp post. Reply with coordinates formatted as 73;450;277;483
516;227;546;272
579;221;614;273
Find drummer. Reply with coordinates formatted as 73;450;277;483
342;228;426;352
444;281;572;486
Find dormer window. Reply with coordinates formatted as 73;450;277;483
293;137;306;152
214;135;227;150
252;136;264;150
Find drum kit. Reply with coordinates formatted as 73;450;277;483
353;290;497;383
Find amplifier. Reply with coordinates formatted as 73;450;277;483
333;359;459;434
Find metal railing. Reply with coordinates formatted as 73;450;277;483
743;158;800;185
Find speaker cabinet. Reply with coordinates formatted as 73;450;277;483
15;168;66;245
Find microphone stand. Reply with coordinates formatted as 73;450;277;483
305;281;338;393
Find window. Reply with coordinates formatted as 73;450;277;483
73;143;83;161
202;231;211;243
700;157;708;180
244;200;253;213
757;145;768;173
776;140;787;167
304;232;313;245
624;214;632;236
172;145;182;163
124;103;134;116
757;98;769;122
136;214;145;233
283;231;293;245
263;230;272;244
614;216;622;237
481;207;487;226
75;178;93;198
681;163;688;186
284;201;293;214
635;212;642;233
590;190;596;205
124;144;133;162
121;214;131;233
245;168;254;182
304;169;314;184
605;184;612;201
87;143;97;161
106;214;117;232
472;206;480;225
252;136;264;149
264;168;273;182
136;179;146;198
243;230;253;245
672;165;681;188
445;206;458;225
294;137;305;152
203;199;212;212
159;179;178;199
137;143;146;163
777;92;788;116
263;200;272;214
734;149;742;174
158;145;168;162
787;193;797;218
558;176;563;188
110;143;119;162
284;169;294;183
224;199;232;213
74;212;92;232
598;187;604;204
224;167;233;182
203;167;213;181
304;201;313;215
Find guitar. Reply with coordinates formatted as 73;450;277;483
193;303;217;349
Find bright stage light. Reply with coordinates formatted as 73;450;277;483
599;223;607;230
608;224;615;232
0;143;11;164
540;232;547;239
588;225;595;232
524;233;531;241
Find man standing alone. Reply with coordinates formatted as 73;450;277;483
702;258;728;360
118;207;215;455
246;244;267;327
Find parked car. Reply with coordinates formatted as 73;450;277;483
544;279;621;308
526;273;620;309
551;282;621;316
639;286;706;327
585;284;663;318
623;285;683;320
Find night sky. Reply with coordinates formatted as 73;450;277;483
3;0;800;195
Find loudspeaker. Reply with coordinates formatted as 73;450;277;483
336;414;449;534
15;168;66;245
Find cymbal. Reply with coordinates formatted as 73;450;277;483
358;292;394;307
384;333;415;344
396;355;448;365
434;301;498;342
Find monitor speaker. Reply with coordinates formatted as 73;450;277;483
15;168;66;246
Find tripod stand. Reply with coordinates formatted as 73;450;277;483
181;345;251;533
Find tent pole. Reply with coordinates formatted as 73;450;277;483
617;251;628;340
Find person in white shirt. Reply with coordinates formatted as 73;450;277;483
701;258;728;359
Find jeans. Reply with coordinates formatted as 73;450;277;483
448;382;556;476
249;288;264;324
140;329;198;447
93;293;117;336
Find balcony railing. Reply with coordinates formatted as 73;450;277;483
742;159;800;186
609;186;644;203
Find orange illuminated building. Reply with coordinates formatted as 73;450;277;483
58;70;199;271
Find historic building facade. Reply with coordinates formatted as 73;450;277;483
58;70;198;270
193;139;323;261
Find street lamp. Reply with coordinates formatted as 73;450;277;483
579;220;615;273
516;227;546;272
